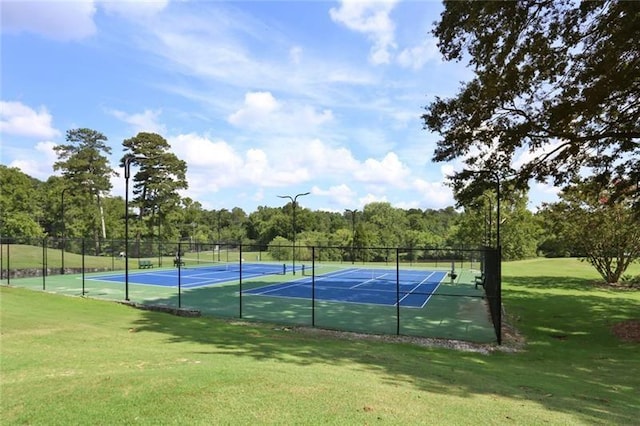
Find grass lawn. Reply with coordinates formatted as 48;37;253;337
1;257;639;424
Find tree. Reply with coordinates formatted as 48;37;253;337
228;207;248;243
0;166;44;240
539;179;640;284
362;202;408;248
423;1;639;208
452;189;541;260
121;132;188;241
246;206;289;246
53;128;115;250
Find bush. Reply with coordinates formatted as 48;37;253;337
621;275;640;288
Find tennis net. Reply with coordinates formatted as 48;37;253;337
180;258;286;275
302;265;448;286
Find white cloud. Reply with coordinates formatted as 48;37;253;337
228;92;280;126
397;37;440;70
412;178;454;208
311;184;357;207
359;193;388;205
8;141;57;180
109;109;166;134
440;164;456;179
1;0;171;41
353;152;410;186
1;0;97;41
172;133;243;169
303;139;359;174
170;133;309;199
227;91;333;132
289;46;303;64
329;0;399;65
0;101;60;139
98;0;169;19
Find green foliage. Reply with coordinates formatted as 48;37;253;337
539;179;640;283
267;236;291;260
454;189;541;260
0;166;44;239
424;1;640;209
53;128;115;245
621;274;640;288
122;132;189;239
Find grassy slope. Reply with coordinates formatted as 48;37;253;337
1;257;639;424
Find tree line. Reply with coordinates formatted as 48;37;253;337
2;2;639;283
1;126;637;282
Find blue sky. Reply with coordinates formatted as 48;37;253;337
1;0;558;213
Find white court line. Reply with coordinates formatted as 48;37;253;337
245;276;311;295
397;271;437;306
416;272;447;308
349;274;389;289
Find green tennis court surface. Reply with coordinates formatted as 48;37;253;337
6;263;496;343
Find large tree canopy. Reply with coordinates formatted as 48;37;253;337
121;132;188;239
53;128;115;242
423;0;639;206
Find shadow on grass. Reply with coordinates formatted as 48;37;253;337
505;274;599;291
127;277;640;424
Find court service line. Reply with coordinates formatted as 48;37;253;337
244;277;311;295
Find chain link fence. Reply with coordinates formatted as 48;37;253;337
1;237;501;343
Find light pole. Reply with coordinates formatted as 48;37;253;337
60;187;69;274
278;192;310;275
465;169;501;249
124;155;146;301
345;209;358;264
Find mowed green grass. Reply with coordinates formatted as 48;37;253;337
1;257;639;424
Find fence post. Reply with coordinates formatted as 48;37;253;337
396;248;400;336
42;237;46;290
497;245;502;345
6;242;10;285
82;239;86;296
312;246;316;327
178;242;182;309
239;243;243;318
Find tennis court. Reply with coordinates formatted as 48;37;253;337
2;241;499;342
88;264;448;308
244;268;448;307
88;262;287;289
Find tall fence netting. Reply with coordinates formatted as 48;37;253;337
0;237;501;344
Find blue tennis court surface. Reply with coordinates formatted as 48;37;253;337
88;263;281;289
89;265;447;308
245;268;448;308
